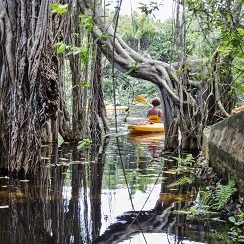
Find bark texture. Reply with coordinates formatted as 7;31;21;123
0;0;68;175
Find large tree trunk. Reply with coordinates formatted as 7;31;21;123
0;0;68;175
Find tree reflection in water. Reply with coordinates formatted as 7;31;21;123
0;133;227;244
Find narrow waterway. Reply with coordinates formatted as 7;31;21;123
0;106;237;243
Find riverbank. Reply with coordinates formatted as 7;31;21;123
195;112;244;214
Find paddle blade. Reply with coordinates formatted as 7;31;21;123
135;95;147;105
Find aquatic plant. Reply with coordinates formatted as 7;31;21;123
167;175;194;188
170;153;195;167
213;179;237;210
193;179;237;214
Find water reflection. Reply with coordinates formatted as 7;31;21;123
0;121;230;243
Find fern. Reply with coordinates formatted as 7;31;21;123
170;153;195;167
199;189;215;211
213;179;237;210
168;176;194;188
188;179;237;216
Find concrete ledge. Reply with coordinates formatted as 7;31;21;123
207;112;244;195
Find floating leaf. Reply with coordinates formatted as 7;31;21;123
0;205;9;209
0;176;10;179
20;180;29;182
40;157;51;160
164;170;177;174
59;158;69;161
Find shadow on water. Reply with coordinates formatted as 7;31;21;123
0;107;240;243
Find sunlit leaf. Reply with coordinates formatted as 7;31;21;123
40;157;51;160
80;82;89;86
0;205;9;209
0;176;10;179
78;14;88;18
59;158;69;161
51;3;59;11
57;43;66;53
54;41;63;46
164;170;177;174
57;8;67;14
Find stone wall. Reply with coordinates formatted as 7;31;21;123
205;112;244;195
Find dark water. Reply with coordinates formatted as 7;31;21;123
0;106;236;243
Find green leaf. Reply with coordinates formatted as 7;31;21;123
125;66;135;75
57;43;66;53
54;41;63;46
94;36;101;44
229;216;236;223
57;8;67;14
51;3;59;11
80;82;89;87
77;138;92;150
51;3;68;14
78;14;88;19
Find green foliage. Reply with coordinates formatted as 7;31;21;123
171;153;195;167
138;1;162;16
185;0;244;102
78;14;94;33
125;62;140;75
189;179;237;216
213;179;237;210
94;32;113;44
55;42;67;54
77;138;92;150
51;3;68;14
168;175;194;188
54;41;90;64
229;212;244;227
229;212;244;243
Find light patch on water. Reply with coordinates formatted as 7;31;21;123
119;233;206;244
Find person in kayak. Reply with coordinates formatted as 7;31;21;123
147;97;164;123
115;96;121;106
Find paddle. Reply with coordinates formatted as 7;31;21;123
135;95;147;104
135;95;152;106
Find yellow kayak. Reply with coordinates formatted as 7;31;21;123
106;105;130;111
128;123;164;134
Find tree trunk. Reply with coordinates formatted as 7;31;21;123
0;0;69;175
90;45;110;143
